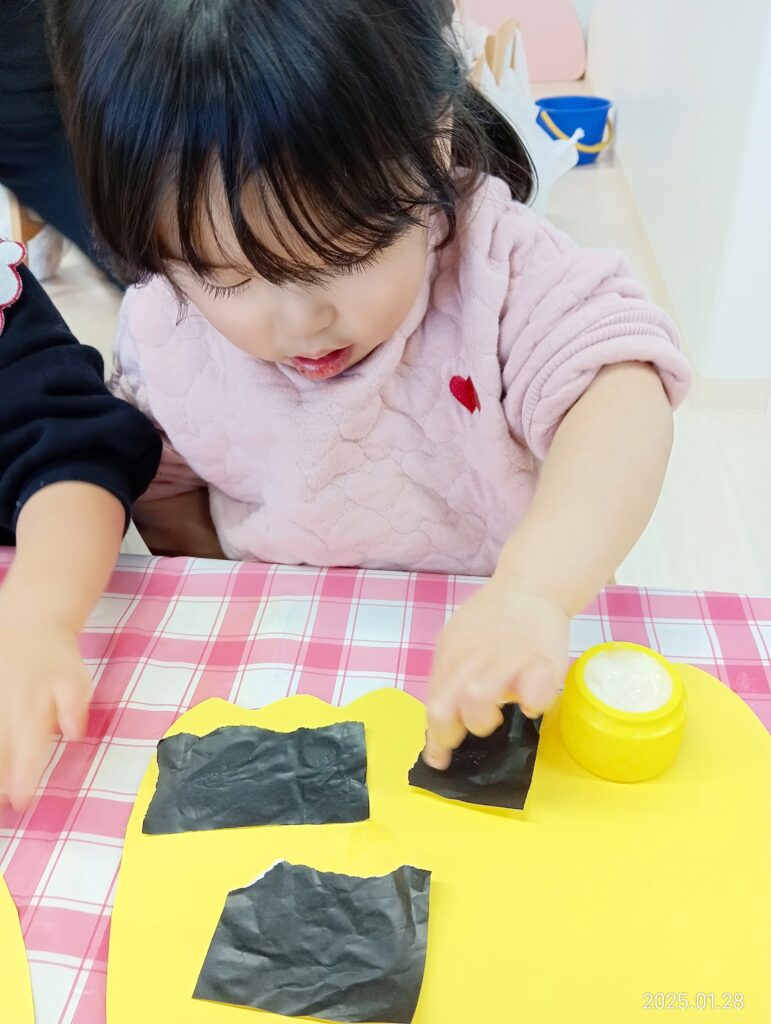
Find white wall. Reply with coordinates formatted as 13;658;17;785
572;0;593;37
588;0;771;379
703;14;771;378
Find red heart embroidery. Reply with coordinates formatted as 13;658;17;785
449;375;481;414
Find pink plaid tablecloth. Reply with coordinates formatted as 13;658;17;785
0;552;770;1024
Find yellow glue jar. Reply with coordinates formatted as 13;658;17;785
560;642;687;782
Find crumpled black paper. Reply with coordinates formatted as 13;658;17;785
408;704;541;810
143;721;368;834
194;860;431;1023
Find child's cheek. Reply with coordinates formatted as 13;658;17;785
194;291;276;361
339;235;428;343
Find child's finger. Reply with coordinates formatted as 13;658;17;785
0;732;10;806
53;672;90;742
422;735;453;771
8;725;49;813
515;660;557;717
425;704;466;753
424;698;466;769
458;686;505;738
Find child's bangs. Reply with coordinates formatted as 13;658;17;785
169;141;442;287
51;0;534;285
161;2;463;286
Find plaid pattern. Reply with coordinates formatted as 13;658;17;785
0;551;769;1024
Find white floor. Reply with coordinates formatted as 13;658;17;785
35;158;771;595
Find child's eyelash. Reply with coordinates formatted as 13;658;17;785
196;251;382;296
339;252;383;277
199;278;251;300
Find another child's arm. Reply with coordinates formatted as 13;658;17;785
132;488;225;558
0;484;124;808
0;247;161;807
424;360;673;768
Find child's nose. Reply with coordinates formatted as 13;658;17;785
283;295;336;339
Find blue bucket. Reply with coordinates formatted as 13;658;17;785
536;95;613;166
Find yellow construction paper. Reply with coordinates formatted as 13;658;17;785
108;667;770;1024
0;871;34;1023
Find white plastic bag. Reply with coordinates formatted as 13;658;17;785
478;62;581;215
454;10;581;215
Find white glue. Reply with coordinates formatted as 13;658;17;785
584;649;672;713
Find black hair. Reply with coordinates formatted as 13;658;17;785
48;0;536;286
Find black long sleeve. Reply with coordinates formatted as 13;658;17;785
0;258;161;544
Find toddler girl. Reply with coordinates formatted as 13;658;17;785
51;0;690;767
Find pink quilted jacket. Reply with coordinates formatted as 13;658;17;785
111;176;691;574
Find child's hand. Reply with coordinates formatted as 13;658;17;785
423;575;569;769
0;620;90;811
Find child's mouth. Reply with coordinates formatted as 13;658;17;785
289;346;353;380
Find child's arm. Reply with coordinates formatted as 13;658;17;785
0;246;161;808
424;361;673;767
499;361;674;616
133;488;225;558
0;483;123;809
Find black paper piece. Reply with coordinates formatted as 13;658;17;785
408;704;541;810
194;860;431;1023
143;721;368;834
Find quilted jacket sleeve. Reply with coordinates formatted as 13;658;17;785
498;215;692;460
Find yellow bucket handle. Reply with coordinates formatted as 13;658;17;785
537;108;614;155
